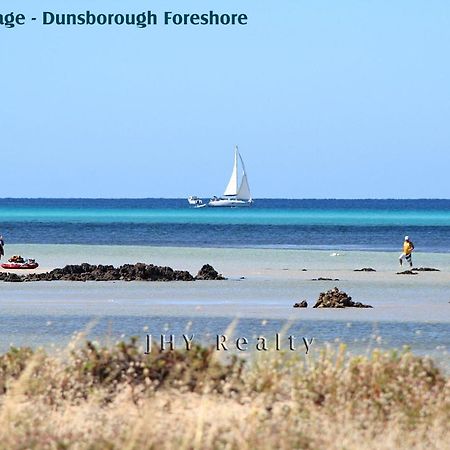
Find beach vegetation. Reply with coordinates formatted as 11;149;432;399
0;339;448;449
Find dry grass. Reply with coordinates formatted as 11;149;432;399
0;339;448;450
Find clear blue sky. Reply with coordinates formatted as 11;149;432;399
2;0;449;198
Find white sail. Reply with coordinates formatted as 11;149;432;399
223;147;238;196
236;150;251;200
237;173;251;201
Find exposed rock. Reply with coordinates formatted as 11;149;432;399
354;268;376;272
301;269;308;271
412;267;440;272
313;287;372;308
195;264;226;280
293;300;308;308
311;277;340;281
1;263;224;283
396;270;418;275
0;272;24;282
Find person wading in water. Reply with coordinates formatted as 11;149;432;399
0;235;4;260
399;235;415;268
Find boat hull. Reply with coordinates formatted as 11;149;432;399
1;263;39;270
208;199;252;207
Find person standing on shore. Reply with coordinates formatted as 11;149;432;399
399;235;414;267
0;235;4;260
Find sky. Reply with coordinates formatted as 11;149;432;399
1;0;449;198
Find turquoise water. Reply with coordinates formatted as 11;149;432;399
1;199;449;251
1;206;450;226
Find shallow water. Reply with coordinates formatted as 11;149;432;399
0;245;448;369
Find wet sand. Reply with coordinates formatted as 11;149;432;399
2;243;450;277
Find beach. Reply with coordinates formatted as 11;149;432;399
1;244;449;368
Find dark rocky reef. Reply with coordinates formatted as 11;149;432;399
0;263;226;283
354;268;376;272
293;300;308;308
313;287;372;308
412;267;440;272
0;273;23;282
396;270;418;275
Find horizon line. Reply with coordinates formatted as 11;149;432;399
0;197;449;201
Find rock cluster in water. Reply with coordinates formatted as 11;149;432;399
354;268;377;272
412;267;440;272
293;300;308;308
194;264;225;280
0;263;225;282
313;287;372;308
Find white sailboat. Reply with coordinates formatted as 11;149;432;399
209;146;253;207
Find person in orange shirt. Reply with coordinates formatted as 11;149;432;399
399;235;414;267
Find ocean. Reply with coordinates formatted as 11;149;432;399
1;199;449;364
1;198;449;251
